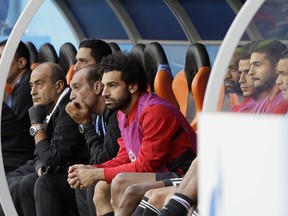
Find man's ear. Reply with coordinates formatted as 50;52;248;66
55;80;65;94
94;81;103;95
17;57;27;70
128;83;138;94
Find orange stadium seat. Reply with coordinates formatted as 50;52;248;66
172;70;189;116
144;42;178;107
189;43;211;132
172;45;200;123
172;43;210;131
191;66;211;132
66;64;75;85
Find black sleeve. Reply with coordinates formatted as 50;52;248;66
85;109;120;164
11;71;33;131
34;95;88;169
2;102;35;173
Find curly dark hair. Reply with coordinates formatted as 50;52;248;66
99;52;148;92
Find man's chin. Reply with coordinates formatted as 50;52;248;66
225;88;236;94
106;104;117;111
33;102;45;106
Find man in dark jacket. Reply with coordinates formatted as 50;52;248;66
1;101;34;174
66;64;120;216
0;40;33;131
0;40;35;216
19;62;89;216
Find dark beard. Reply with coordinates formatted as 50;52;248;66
224;80;241;95
254;75;277;95
107;89;131;111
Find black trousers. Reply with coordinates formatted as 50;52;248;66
0;175;24;216
20;172;79;216
0;161;34;216
75;185;96;216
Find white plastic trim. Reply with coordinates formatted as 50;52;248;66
203;0;265;112
0;0;45;215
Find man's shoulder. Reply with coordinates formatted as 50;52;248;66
19;68;32;82
271;100;288;114
142;104;174;117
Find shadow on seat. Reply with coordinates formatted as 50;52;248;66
59;42;77;74
172;43;210;132
144;42;178;107
189;43;211;132
131;43;150;91
38;43;58;63
25;41;39;70
109;42;121;54
172;70;189;116
131;43;146;69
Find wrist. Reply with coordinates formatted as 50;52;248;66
78;122;94;134
30;124;46;136
81;119;92;124
94;168;105;181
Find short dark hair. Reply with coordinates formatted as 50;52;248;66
249;39;287;66
37;62;67;87
99;52;148;92
280;48;288;60
79;39;112;64
80;64;102;88
236;43;251;60
0;39;30;68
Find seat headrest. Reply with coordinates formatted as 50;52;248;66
184;43;210;90
108;42;121;54
25;41;38;66
131;43;146;68
144;42;169;92
59;42;77;74
38;43;58;63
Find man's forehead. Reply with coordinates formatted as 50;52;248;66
102;71;121;81
30;67;50;81
71;71;86;85
239;59;250;67
251;52;266;60
277;59;288;70
76;47;92;57
30;75;45;83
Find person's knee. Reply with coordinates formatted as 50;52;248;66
94;181;114;215
125;184;143;198
111;173;129;193
93;181;110;203
146;187;176;209
145;187;160;200
20;174;37;195
9;179;21;195
111;173;130;205
34;174;56;196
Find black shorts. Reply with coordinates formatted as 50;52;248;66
156;172;178;181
